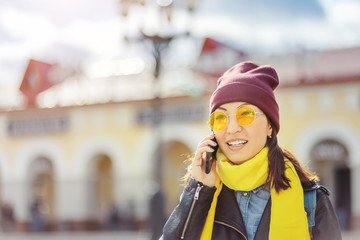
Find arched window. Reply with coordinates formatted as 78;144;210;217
160;141;191;217
28;157;54;231
311;139;351;230
88;154;114;224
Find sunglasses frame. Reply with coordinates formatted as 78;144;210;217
208;105;264;131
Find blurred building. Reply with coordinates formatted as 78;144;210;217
0;94;209;231
267;46;360;230
0;44;359;232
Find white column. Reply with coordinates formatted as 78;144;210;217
3;179;30;222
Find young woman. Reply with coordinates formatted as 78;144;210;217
161;62;342;240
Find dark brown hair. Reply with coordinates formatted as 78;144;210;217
266;122;319;192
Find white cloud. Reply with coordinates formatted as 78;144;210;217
0;0;123;85
57;19;122;59
319;0;360;25
0;6;56;41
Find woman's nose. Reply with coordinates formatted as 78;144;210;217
226;115;243;133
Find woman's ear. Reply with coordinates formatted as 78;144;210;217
267;123;273;138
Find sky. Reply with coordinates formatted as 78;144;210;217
0;0;360;87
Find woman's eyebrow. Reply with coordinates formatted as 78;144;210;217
217;106;227;111
218;103;250;111
236;103;249;109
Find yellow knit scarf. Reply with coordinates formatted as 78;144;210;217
200;147;310;240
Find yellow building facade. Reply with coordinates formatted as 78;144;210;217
0;96;211;231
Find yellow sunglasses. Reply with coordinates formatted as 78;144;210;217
209;105;264;131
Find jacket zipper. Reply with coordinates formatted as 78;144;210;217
214;220;248;240
181;184;203;239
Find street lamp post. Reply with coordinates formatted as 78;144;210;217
120;0;198;237
120;0;197;184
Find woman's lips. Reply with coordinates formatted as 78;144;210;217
227;139;248;151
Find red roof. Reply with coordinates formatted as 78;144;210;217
20;59;55;107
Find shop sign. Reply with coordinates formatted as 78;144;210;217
8;116;68;135
137;106;205;124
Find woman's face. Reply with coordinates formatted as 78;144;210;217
214;102;272;164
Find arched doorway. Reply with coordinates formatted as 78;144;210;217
28;157;54;231
88;154;114;226
311;139;351;230
160;141;191;216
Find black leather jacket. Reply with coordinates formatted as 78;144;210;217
162;178;342;240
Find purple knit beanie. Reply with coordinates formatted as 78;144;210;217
209;61;280;134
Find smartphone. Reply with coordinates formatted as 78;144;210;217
205;136;218;174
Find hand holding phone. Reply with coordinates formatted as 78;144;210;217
191;132;218;187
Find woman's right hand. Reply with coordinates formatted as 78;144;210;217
190;133;218;187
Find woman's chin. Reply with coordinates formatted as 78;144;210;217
226;154;250;165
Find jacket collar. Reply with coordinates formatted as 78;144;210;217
214;185;248;237
303;180;325;192
214;184;272;240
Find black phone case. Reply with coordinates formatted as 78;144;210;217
205;141;218;174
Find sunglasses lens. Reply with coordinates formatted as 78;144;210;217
209;112;227;131
236;105;256;125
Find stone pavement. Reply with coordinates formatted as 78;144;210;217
0;231;359;240
0;231;150;240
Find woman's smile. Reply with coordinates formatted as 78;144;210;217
226;138;248;150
